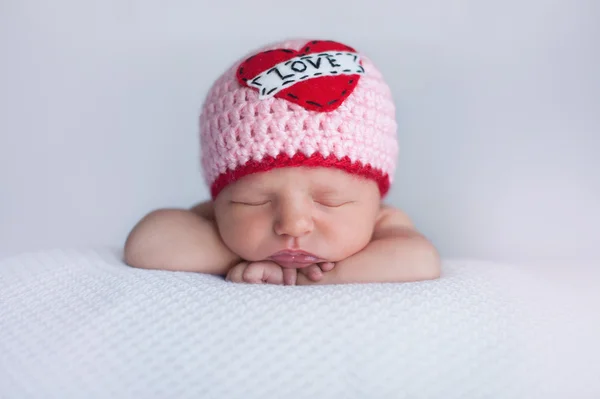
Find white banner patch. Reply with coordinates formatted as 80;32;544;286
248;51;365;99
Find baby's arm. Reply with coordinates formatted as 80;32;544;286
297;206;441;285
123;201;241;275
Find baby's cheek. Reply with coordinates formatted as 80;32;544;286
220;215;271;259
327;215;374;257
342;227;372;254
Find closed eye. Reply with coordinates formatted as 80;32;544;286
231;200;271;206
314;200;354;208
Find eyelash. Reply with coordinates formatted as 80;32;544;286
231;200;352;208
231;200;270;206
314;200;351;208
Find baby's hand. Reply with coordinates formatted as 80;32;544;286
226;261;298;285
298;262;336;282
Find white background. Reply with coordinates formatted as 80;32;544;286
1;0;598;261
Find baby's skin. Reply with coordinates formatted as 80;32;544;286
124;166;441;285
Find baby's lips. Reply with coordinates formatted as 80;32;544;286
269;257;318;269
268;250;324;268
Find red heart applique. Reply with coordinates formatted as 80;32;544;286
236;40;365;112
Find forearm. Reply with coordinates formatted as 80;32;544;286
123;209;241;275
298;235;441;285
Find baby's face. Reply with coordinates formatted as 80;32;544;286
213;167;381;267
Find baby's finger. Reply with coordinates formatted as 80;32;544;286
226;262;247;283
320;262;335;272
282;268;297;286
242;262;269;284
243;261;284;285
304;264;323;282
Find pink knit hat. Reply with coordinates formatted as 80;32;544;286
199;38;398;199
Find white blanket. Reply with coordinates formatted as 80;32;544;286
1;249;598;398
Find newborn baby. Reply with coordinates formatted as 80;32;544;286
124;39;441;285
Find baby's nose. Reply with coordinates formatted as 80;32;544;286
273;204;314;237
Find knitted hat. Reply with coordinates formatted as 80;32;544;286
199;38;398;199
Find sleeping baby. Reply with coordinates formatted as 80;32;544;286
123;38;441;285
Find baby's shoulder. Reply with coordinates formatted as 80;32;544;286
375;203;415;230
190;200;215;220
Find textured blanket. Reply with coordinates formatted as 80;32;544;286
1;249;598;398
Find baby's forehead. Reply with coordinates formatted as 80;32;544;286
232;167;363;192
